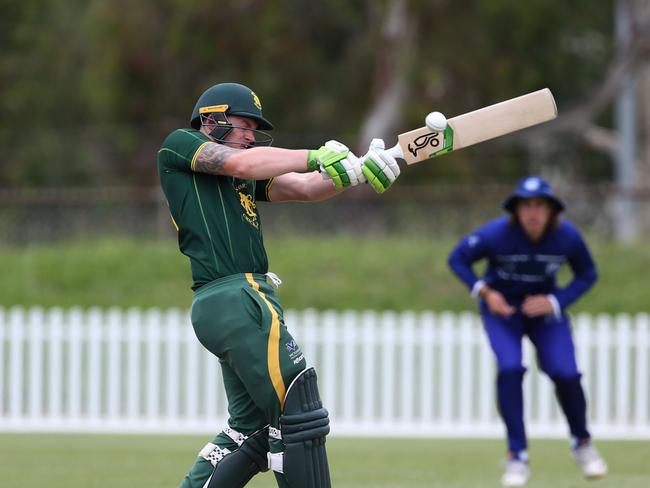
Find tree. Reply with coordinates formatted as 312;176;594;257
0;0;627;189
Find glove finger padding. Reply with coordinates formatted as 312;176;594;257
320;153;365;189
322;155;365;188
324;141;366;188
322;159;351;189
368;138;385;151
343;152;366;187
307;141;348;172
362;149;401;193
323;140;348;153
308;140;365;189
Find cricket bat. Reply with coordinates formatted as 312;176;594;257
386;88;557;165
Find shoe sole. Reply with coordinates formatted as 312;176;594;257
585;473;607;480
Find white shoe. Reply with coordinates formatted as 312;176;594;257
572;443;608;479
501;460;530;487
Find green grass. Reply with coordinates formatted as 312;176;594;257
0;238;648;313
0;434;646;488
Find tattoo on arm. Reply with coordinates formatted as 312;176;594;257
194;143;240;175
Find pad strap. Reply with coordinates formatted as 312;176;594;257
269;426;282;440
205;427;270;488
223;427;247;446
199;442;232;467
198;426;247;466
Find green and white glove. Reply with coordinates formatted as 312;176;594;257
307;140;365;189
361;138;401;193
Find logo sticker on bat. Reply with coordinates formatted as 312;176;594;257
408;132;441;156
407;125;454;158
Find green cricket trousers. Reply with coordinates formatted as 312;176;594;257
178;273;307;488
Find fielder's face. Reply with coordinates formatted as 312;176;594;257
223;115;258;149
515;197;553;242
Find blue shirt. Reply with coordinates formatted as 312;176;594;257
448;216;597;310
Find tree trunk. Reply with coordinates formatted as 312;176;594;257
356;0;416;153
635;0;650;186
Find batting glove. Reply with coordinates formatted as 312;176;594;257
361;138;401;193
308;140;365;189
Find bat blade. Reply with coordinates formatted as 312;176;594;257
394;88;557;165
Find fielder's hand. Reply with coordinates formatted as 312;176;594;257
307;140;365;189
521;295;555;318
361;138;401;193
480;287;516;317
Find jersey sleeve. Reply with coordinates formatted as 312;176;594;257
255;178;275;202
157;129;212;173
553;223;598;310
447;221;495;294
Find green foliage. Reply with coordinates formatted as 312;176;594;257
0;237;648;314
0;0;615;187
0;240;193;308
0;434;646;488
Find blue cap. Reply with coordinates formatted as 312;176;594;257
501;176;565;213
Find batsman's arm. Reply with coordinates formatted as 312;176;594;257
193;142;311;179
267;172;346;202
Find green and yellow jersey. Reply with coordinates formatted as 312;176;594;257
157;129;273;290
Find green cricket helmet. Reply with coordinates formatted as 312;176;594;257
190;83;274;147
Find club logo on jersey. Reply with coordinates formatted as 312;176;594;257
545;262;561;275
238;191;259;229
251;91;262;110
285;339;304;364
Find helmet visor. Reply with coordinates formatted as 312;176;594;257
200;113;273;147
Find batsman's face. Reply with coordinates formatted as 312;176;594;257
224;115;257;149
516;197;553;242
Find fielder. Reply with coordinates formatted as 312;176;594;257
447;176;607;487
157;82;400;488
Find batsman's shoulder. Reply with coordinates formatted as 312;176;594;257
161;128;209;148
158;128;213;171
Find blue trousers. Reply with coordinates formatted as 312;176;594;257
480;302;590;456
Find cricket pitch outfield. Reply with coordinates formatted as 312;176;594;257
0;434;647;487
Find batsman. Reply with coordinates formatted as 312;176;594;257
157;82;400;488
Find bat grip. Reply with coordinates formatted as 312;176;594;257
385;142;404;160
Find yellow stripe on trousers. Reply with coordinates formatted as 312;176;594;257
245;273;286;407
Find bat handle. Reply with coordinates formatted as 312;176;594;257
385;142;404;160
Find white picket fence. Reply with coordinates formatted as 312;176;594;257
0;307;648;438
